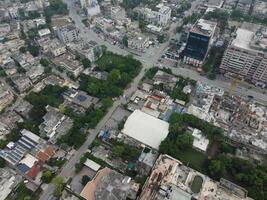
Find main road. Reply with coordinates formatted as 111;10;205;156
39;1;267;199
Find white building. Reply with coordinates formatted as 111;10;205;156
192;128;209;152
138;4;171;27
122;109;169;150
56;24;79;44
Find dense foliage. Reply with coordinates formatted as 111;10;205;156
24;85;67;134
207;156;267;200
111;140;141;162
80;52;141;98
58;98;113;148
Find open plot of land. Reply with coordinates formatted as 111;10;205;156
70;167;97;194
177;149;207;173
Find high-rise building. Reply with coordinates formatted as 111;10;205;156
183;19;217;67
220;27;267;86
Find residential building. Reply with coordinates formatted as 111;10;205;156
68;40;102;62
10;74;32;93
80;0;93;8
56;24;79;44
183;19;217;67
0;111;23;130
37;37;66;57
236;0;252;15
39;106;73;144
25;65;44;83
222;0;239;10
140;154;253;200
220;27;267;86
252;0;267;19
137;4;171;27
0;122;10;140
51;52;83;77
63;89;99;113
14;100;33;119
0;168;22;200
0;85;14;112
38;28;51;38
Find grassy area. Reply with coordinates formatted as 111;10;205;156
176;148;207;173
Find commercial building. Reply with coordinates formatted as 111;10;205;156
220;27;267;86
56;24;79;44
121;109;169;150
183;19;217;67
140;154;253;200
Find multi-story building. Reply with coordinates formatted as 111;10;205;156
236;0;252;15
137;3;171;27
183;19;217;67
220;27;267;86
252;0;267;19
56;24;79;44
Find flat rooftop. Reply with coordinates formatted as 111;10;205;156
232;28;254;50
191;19;217;37
122;110;169;150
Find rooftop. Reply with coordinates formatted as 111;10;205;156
122;109;169;149
191;19;217;37
80;167;137;200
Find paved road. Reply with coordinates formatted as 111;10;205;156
39;1;267;199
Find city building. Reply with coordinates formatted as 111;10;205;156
183;19;217;67
140;154;253;200
220;27;267;86
56;24;79;44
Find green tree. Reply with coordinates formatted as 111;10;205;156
40;58;50;67
176;133;193;150
82;58;91;68
81;175;91;186
52;176;65;198
41;170;53;183
208;159;225;179
0;157;5;168
28;45;39;57
122;35;128;47
112;145;125;157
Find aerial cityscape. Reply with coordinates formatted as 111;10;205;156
0;0;266;200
